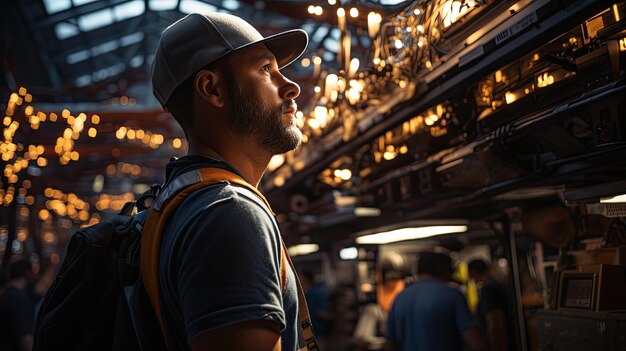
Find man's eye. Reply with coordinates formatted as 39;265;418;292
261;65;271;73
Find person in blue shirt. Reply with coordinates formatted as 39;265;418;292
385;251;487;351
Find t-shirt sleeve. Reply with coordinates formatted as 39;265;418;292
174;195;285;342
453;290;479;332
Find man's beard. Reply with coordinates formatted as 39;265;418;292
227;77;302;155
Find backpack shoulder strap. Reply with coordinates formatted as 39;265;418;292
139;167;288;340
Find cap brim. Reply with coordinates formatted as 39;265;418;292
235;29;308;70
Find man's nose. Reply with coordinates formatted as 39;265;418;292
279;74;301;100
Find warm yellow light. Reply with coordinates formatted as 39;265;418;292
620;37;626;52
313;56;322;65
268;154;285;172
17;230;28;241
307;5;315;14
43;233;56;243
272;174;285;187
88;127;97;137
383;151;396;160
348;58;360;77
425;114;438;126
301;58;311;68
91;114;100;124
495;70;502;83
350;7;358;17
416;24;424;32
127;129;136;140
505;91;516;104
340;169;352;180
442;0;469;28
115;128;126;140
39;209;50;220
337;7;345;17
106;164;116;176
172;138;182;149
314;106;328;128
367;12;382;38
314;6;323;16
308;118;320;129
18;87;27;96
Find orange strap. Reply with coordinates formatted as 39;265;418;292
140;168;288;339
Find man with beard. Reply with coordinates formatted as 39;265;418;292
148;12;308;351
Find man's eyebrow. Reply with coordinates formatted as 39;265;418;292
252;52;276;64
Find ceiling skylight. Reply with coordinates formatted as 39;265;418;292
77;8;114;32
73;0;98;6
66;50;90;64
65;32;145;66
55;22;79;40
43;0;72;15
221;0;240;11
179;0;218;14
148;0;178;11
90;40;119;56
114;0;145;22
120;32;144;46
130;55;144;68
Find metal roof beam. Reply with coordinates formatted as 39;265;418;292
35;0;130;29
48;15;146;58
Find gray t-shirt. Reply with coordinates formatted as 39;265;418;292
158;180;298;350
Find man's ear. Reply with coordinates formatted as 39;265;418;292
195;70;224;108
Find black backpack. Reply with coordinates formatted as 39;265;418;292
33;196;166;351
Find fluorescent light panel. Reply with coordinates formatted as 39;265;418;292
287;244;319;257
356;225;468;244
339;247;358;260
601;194;626;203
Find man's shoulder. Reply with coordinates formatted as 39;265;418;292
176;181;272;218
403;279;463;298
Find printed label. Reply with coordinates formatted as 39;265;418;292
495;11;539;45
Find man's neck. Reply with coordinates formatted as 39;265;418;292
418;273;447;281
188;137;270;187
